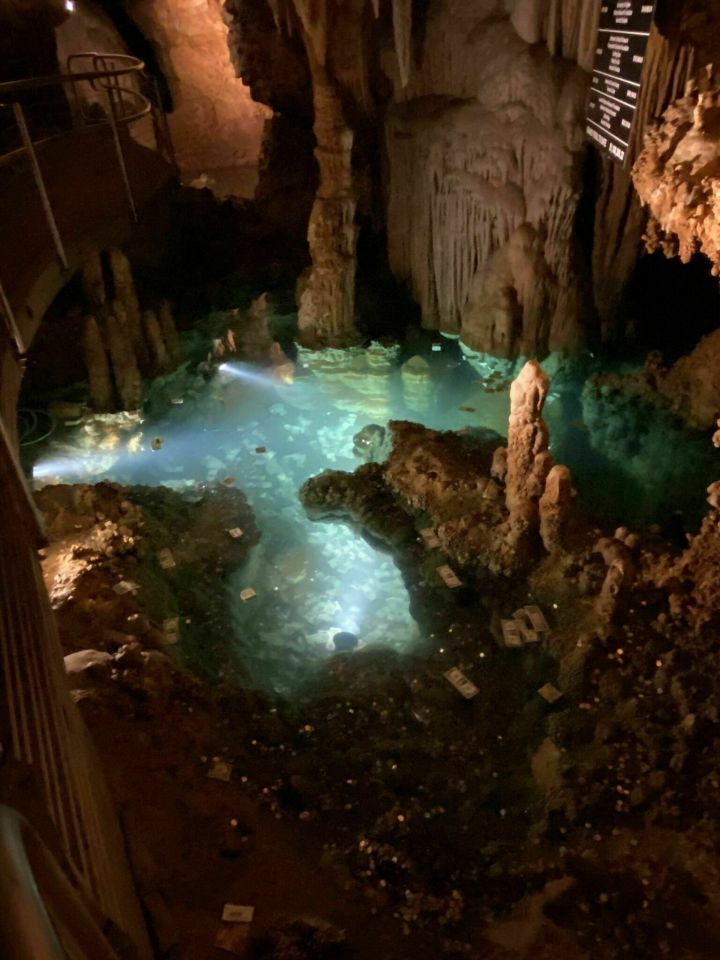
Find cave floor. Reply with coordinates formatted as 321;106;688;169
25;327;720;958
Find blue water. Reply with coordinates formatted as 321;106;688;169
25;330;717;692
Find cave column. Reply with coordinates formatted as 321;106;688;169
297;53;359;348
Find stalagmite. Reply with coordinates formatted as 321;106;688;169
109;249;145;357
401;355;434;414
505;361;551;520
392;0;412;88
105;311;142;411
489;360;553;574
83;315;114;412
112;298;151;375
143;309;171;374
539;464;574;552
159;301;182;367
81;250;106;311
296;53;359;347
595;560;627;628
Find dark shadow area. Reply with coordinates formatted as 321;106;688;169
614;251;720;361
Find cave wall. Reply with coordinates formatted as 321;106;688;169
383;1;596;358
220;0;720;359
122;0;270;184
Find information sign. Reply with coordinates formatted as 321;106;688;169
585;2;658;165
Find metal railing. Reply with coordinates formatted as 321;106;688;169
0;413;153;958
0;52;176;355
0;805;121;960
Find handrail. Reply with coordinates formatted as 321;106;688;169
0;55;146;98
0;805;120;960
0;52;176;354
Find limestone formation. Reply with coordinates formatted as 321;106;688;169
296;56;358;347
105;312;142;411
384;9;591;357
659;328;720;429
76;249;184;409
158;301;182;367
539;464;574;553
123;0;269;185
400;355;434;414
633;67;720;276
143;309;171;375
81;249;106;311
109;249;143;345
112;298;150;377
504;361;552;521
83;315;114;412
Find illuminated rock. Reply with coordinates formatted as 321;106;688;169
106;311;142;411
83;314;114;412
384;7;591;357
124;0;270;186
633;67;720;277
109;249;144;359
539;464;574;553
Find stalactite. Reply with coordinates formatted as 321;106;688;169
143;309;171;374
292;0;329;66
159;301;182;367
105;312;142;411
385;23;584;355
371;0;380;18
83;315;114;412
392;0;412;88
542;0;601;71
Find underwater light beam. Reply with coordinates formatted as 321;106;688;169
218;361;294;391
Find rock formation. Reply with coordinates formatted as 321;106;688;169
105;311;142;411
384;7;592;357
158;301;182;368
123;0;270;187
109;249;144;356
584;328;720;433
633;67;720;276
78;249;183;412
539;463;574;553
400;355;433;415
83;314;114;413
142;309;171;375
81;248;106;311
489;360;556;572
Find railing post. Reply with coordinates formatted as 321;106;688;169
105;85;138;223
12;104;69;272
0;277;26;354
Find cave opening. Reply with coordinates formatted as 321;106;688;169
618;250;720;360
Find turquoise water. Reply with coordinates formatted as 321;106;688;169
25;326;718;693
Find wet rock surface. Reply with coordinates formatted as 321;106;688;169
36;479;260;680
30;356;720;959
